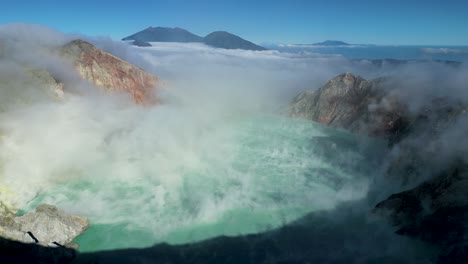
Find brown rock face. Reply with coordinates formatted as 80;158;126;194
60;39;159;104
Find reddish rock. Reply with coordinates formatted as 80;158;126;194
60;39;159;104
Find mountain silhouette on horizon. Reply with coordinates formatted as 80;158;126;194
122;27;266;51
312;40;350;46
122;27;203;43
203;31;266;51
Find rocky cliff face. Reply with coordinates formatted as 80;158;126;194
290;72;468;263
60;39;159;104
289;73;409;140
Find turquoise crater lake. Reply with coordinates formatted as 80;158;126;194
24;114;384;252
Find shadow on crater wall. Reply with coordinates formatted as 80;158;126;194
70;200;435;264
0;201;441;264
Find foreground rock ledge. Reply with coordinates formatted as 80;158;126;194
0;204;88;249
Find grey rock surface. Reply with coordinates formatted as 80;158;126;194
290;72;468;262
289;72;408;140
0;204;88;248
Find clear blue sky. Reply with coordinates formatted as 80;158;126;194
2;0;468;45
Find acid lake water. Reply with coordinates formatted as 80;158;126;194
23;114;385;252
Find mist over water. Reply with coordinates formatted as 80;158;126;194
24;113;382;252
1;25;465;261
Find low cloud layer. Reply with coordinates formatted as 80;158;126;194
422;47;468;55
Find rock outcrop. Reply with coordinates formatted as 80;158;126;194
0;204;88;249
289;73;409;140
0;39;162;255
373;165;468;244
60;39;159;104
290;72;468;262
0;36;163;261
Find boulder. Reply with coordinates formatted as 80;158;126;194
0;204;88;249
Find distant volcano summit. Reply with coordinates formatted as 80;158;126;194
122;27;266;51
313;40;350;46
123;27;203;43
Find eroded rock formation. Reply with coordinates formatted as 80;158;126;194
0;204;88;249
289;73;409;141
290;72;468;262
60;39;159;104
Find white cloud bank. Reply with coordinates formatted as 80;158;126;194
422;47;468;55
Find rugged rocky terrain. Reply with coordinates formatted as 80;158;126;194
0;38;161;261
289;73;409;141
60;39;159;104
290;72;468;263
0;204;88;248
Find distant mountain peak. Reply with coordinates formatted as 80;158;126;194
208;31;229;35
61;39;159;103
122;27;203;43
203;31;266;51
313;40;350;46
122;27;266;51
